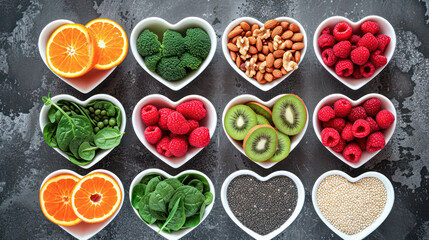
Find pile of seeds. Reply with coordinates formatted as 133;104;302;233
227;175;297;235
316;175;387;235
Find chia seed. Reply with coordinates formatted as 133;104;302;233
226;175;298;235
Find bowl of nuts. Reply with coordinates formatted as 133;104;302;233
222;17;307;91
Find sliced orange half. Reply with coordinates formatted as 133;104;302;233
85;18;128;70
40;174;82;226
71;172;122;223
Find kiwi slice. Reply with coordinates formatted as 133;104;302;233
256;114;270;125
224;105;257;140
272;95;307;135
243;125;278;162
269;130;291;162
247;102;273;125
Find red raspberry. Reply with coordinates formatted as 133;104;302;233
318;33;336;48
355;137;367;151
343;142;362;163
363;98;381;116
350;35;361;44
360;62;375;78
187;120;199;134
334;98;352;117
333;22;352;41
189;127;211;148
169;135;188;157
370;51;387;68
350;46;370;65
361;21;379;35
322;48;337;67
366;131;386;152
333;41;352;58
167;111;190;135
318;106;335;122
323;117;346;133
158;108;174;130
141;105;159;126
335;59;353;77
376;110;395;129
366;116;380;133
321;128;340;147
351;45;357;51
322;27;331;34
358;33;378;52
352;119;371;138
353;65;363;79
176;100;207;121
331;137;346;153
341;122;355;142
156;136;173;157
144;126;162;144
376;34;391;52
348;106;367;122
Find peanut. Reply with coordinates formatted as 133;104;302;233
266;53;274;67
230;51;236;61
292;42;305;50
273;69;282;78
240;21;251;31
274;58;283;68
280;21;290;30
264;19;278;29
227;43;239;52
289;23;300;32
251;23;260;32
273;50;285;58
228;28;243;39
264;73;274;82
271;26;283;38
291;33;304;42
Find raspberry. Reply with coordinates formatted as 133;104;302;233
167;111;190;135
323;117;346;133
144;126;162;144
350;35;361;44
361;21;379;35
318;33;336;48
176;100;207;121
352;119;371;138
169;135;188;157
370;51;387;68
366;131;386;152
189;127;211;148
341;122;354;141
321;128;340;147
333;22;352;41
141;105;159;126
358;33;378;52
334;98;352;117
343;142;362;163
322;27;331;34
187;120;199;134
331;137;346;153
376;110;395;129
366;116;380;133
156;136;173;157
376;34;391;52
363;98;381;116
353;65;363;79
348;106;367;122
351;45;357;51
355;137;367;151
318;106;335;122
158;108;174;130
360;62;375;78
333;41;352;58
321;48;337;67
335;59;353;77
350;46;370;65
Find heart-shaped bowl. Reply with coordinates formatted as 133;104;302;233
39;94;126;169
222;94;308;169
222;17;307;91
130;17;217;91
129;168;215;240
312;93;396;168
40;169;124;240
221;170;304;239
312;170;394;240
38;19;117;94
132;94;217;168
313;16;396;90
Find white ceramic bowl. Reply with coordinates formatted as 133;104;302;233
129;168;215;240
222;94;308;169
222;17;307;92
40;169;124;240
130;17;217;91
38;19;117;94
221;170;305;239
312;170;394;240
312;93;396;168
39;94;126;169
313;16;396;90
132;94;217;168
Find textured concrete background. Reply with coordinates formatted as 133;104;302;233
0;0;428;239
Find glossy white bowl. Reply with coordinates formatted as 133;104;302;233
40;169;124;240
313;16;396;90
129;168;215;240
130;17;217;91
132;94;217;168
222;94;308;169
221;170;305;239
312;170;394;240
39;94;126;169
38;19;117;94
222;17;307;91
312;93;396;168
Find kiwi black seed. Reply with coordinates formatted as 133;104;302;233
243;125;278;162
224;105;257;140
269;130;291;162
272;95;306;136
256;114;270;125
247;102;273;125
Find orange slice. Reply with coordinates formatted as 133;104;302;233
46;23;98;78
85;18;128;70
40;174;82;226
71;172;122;223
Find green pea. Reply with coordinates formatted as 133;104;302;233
97;122;104;128
101;110;107;116
103;119;109;125
94;116;100;121
94;127;100;133
95;109;101;115
109;118;116;126
89;107;95;113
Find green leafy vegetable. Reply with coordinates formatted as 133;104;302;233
132;184;146;209
94;127;124;150
43;122;57;147
78;142;98;161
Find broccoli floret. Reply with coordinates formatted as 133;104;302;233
144;53;162;72
137;29;162;57
184;28;211;59
156;57;187;81
162;30;185;57
180;52;202;70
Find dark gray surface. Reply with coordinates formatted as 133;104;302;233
1;0;428;239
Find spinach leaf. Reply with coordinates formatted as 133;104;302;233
56;116;75;152
67;152;91;166
70;101;96;126
159;197;186;232
78;142;98;161
204;192;213;205
164;178;183;190
93;127;124;150
187;179;204;193
169;186;205;217
140;173;164;184
182;203;206;229
146;176;162;193
157;221;172;233
132;184;146;209
177;173;210;193
43;122;57;147
114;106;122;128
138;194;157;224
149;182;175;213
48;107;62;124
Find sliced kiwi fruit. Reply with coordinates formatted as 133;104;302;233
272;95;307;136
247;102;273;125
269;130;291;162
256;114;270;125
243;125;278;162
224;105;257;140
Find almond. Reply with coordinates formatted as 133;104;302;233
256;71;264;82
230;51;236;61
232;36;239;44
240;21;251;31
233;25;242;31
292;42;305;50
236;57;242;68
280;21;290;30
295;51;301;63
281;67;287;75
273;69;282;78
291;33;304;42
271;26;283;38
258;78;267;84
264;73;274;82
241;31;245;36
285;40;293;49
281;30;293;40
264;19;278;29
266;53;274;67
262;45;269;55
289;23;300;32
245;31;252;37
256;37;263;52
251;23;260;32
258;53;266;61
274;58;283;68
279;42;287;50
268;42;274;52
227;43;239;52
228;28;243;39
248;36;256;45
273;50;285;58
266;67;274;73
248;46;258;55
